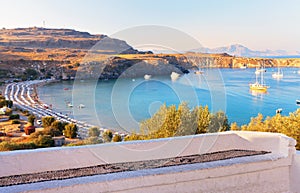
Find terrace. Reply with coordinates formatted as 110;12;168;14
0;131;299;193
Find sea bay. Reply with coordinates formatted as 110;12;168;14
38;67;300;132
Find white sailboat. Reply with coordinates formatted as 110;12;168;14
194;69;204;74
249;64;269;92
255;67;266;75
272;67;283;79
78;104;85;108
144;74;151;80
170;72;180;81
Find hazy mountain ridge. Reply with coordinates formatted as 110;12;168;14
191;44;300;57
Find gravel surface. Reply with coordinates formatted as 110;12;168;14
0;149;269;187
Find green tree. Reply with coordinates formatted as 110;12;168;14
102;130;113;142
112;134;122;142
44;127;62;137
208;111;230;133
177;102;197;136
28;115;35;126
64;123;78;138
194;106;210;134
242;111;300;150
23;68;39;80
88;127;100;137
230;122;241;131
34;135;54;147
42;116;55;128
84;137;103;145
9;114;20;120
51;120;64;132
0;100;13;108
140;104;168;137
124;133;145;141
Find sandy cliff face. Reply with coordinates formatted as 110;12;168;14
185;53;300;68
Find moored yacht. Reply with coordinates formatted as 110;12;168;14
250;64;269;92
144;74;151;80
170;72;180;81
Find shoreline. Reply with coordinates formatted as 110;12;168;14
3;79;99;139
4;79;129;139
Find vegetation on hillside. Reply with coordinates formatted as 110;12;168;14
0;116;78;151
124;102;300;150
125;102;229;141
1;100;299;151
240;111;300;150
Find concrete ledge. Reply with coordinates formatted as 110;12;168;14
0;131;298;192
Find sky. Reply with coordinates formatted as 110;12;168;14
0;0;300;51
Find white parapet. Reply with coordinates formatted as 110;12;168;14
0;131;298;193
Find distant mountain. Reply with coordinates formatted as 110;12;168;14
190;44;300;57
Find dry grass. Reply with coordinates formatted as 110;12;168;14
0;119;26;133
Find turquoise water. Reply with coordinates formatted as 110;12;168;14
38;68;300;132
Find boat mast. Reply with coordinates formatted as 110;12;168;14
260;61;265;86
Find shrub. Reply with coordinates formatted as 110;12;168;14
34;135;54;148
51;120;64;132
112;134;122;142
42;116;55;128
64;123;78;138
124;133;145;141
208;111;230;133
9;114;20;120
84;136;103;145
28;115;35;126
0;141;36;151
11;120;20;124
241;110;300;150
43;127;62;137
22;110;30;116
88;127;100;137
102;130;113;142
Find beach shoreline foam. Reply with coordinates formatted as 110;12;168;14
3;79;101;139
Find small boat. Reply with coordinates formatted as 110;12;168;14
255;68;267;75
296;100;300;105
63;88;69;90
42;104;49;109
272;67;283;79
67;103;73;108
78;104;85;108
272;72;283;79
298;70;300;75
194;70;204;75
170;72;180;81
249;82;269;92
144;74;151;80
276;108;283;114
240;65;247;69
250;64;269;92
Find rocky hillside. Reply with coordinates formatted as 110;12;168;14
0;27;141;52
0;27;150;80
0;27;300;81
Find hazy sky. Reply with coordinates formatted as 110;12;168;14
0;0;299;51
